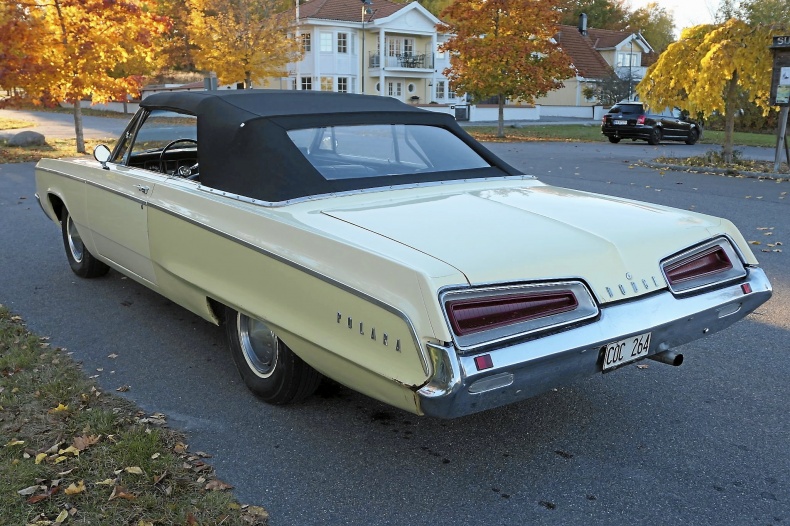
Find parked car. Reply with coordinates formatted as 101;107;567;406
602;101;702;145
35;90;770;418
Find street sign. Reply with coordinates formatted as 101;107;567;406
773;35;790;48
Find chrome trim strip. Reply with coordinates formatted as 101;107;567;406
197;174;537;208
37;166;148;206
146;201;431;375
438;280;600;352
419;268;772;418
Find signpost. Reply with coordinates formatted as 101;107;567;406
770;36;790;172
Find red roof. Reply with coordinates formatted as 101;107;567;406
555;26;614;79
299;0;405;23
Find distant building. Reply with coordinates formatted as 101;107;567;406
538;20;654;109
286;0;452;104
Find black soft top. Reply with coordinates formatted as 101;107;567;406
139;90;518;202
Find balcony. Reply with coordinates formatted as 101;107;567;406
368;53;434;70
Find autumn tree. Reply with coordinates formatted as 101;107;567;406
0;2;47;95
12;0;168;153
557;0;627;29
624;2;674;53
187;0;301;89
439;0;574;137
637;19;780;163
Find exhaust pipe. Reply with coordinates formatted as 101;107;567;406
647;350;684;366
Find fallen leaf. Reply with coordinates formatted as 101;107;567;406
124;466;144;475
174;442;188;454
138;521;154;526
95;479;116;486
107;353;118;359
50;404;68;413
17;485;42;496
116;385;130;392
153;472;168;485
636;364;649;369
55;510;68;523
150;453;160;460
6;439;25;447
748;241;761;245
72;435;100;451
35;453;47;464
64;480;85;495
59;446;80;457
246;506;269;518
205;479;234;491
186;513;197;525
108;485;136;501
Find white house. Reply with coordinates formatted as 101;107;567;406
286;0;456;104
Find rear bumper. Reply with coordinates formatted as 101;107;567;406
601;124;652;139
417;268;772;418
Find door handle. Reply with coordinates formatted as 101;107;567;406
134;185;150;194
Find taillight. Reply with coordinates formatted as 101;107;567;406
661;238;747;294
637;115;646;125
664;246;733;285
440;281;599;350
446;291;578;336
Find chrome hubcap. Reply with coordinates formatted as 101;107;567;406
66;215;84;263
237;313;278;378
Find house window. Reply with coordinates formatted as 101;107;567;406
301;77;312;90
338;33;348;53
320;32;332;53
616;52;639;68
435;80;445;99
321;76;333;91
388;81;402;97
301;34;311;52
388;38;402;57
338;77;348;93
436;45;445;59
404;38;414;54
448;82;457;100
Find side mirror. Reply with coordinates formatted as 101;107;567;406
93;144;111;169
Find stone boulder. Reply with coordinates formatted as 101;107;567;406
8;131;46;146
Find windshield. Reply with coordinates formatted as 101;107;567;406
287;124;490;180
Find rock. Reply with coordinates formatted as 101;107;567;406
8;131;45;146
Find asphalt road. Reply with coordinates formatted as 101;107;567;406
1;140;788;525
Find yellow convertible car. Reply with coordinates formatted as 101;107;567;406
35;91;772;417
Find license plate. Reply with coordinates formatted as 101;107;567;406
602;332;651;371
614;119;627;125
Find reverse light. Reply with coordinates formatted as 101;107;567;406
441;281;599;351
662;238;747;295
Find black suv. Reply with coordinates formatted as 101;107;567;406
601;102;701;145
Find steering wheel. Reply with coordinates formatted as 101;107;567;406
159;138;198;177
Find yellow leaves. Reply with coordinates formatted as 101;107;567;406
64;480;86;495
36;453;48;464
124;466;144;475
5;439;25;447
50;403;69;413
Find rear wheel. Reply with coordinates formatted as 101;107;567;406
225;307;322;404
61;210;110;278
685;128;699;145
647;127;662;145
607;136;621;143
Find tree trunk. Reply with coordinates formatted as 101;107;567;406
73;100;85;154
497;93;505;138
723;71;738;165
245;72;252;89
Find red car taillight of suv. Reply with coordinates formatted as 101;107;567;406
637;114;646;125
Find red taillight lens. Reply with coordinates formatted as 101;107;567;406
664;246;733;285
445;291;578;336
637;115;646;125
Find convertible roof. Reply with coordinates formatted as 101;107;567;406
140;90;423;120
137;90;518;202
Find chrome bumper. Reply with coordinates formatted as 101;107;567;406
417;268;772;418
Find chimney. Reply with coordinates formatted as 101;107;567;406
578;13;588;36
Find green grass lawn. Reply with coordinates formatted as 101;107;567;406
0;306;269;525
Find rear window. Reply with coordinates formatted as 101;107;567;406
287;124;490;180
608;104;643;115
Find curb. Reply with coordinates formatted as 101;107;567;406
641;161;788;181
